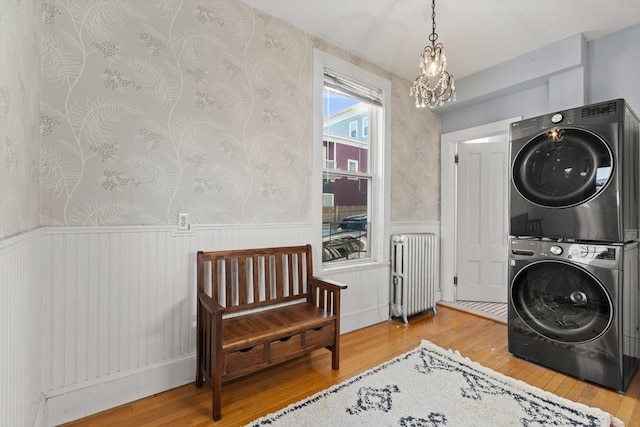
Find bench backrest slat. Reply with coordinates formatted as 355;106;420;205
210;255;218;302
197;245;313;313
251;256;260;301
275;254;284;299
264;255;272;300
287;253;294;297
224;258;233;308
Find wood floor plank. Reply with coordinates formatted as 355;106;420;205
62;307;639;427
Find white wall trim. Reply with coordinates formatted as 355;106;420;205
39;355;195;427
0;227;43;427
440;117;520;301
41;222;312;235
341;304;390;333
0;227;42;253
390;221;440;234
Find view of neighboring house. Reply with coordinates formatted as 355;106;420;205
323;101;369;210
322;97;371;262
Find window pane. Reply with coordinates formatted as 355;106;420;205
322;177;369;262
323;88;370;174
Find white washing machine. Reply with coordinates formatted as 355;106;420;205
508;238;640;392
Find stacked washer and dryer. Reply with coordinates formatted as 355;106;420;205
508;98;640;392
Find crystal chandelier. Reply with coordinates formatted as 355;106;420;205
410;0;455;108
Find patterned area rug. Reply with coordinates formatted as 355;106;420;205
246;340;623;427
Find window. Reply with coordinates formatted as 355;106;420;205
349;121;357;138
322;193;334;207
313;49;390;268
362;116;369;139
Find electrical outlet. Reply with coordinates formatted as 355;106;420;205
177;213;190;230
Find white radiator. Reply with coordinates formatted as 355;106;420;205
390;233;438;323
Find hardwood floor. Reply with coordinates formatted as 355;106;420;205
63;306;640;426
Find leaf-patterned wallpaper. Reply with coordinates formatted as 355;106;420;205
36;0;439;228
0;0;42;239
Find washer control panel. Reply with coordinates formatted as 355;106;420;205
568;245;616;260
510;239;620;267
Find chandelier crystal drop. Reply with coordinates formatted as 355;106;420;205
410;0;455;108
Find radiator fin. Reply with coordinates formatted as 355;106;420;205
390;233;437;323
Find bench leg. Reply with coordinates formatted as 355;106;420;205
213;376;222;421
331;343;340;370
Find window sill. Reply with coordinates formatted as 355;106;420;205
320;259;389;275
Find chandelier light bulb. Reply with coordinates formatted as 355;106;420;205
429;58;438;75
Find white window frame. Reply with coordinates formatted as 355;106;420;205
312;49;391;271
322;193;334;207
349;121;358;138
362;116;369;138
347;159;358;172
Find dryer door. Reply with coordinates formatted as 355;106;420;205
511;260;613;343
512;128;613;208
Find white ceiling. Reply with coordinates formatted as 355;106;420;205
242;0;640;81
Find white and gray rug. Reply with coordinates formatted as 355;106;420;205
246;340;623;427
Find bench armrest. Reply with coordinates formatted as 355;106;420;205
310;276;348;291
198;292;225;316
197;292;224;350
308;276;347;315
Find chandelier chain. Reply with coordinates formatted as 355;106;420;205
429;0;437;44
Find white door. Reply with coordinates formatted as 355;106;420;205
455;136;509;302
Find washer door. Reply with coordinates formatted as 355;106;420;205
512;128;613;207
511;260;613;343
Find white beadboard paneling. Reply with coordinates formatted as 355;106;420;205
390;221;440;236
0;229;43;427
40;222;439;425
322;262;391;333
41;224;312;424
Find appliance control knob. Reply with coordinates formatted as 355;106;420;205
549;245;563;255
551;113;564;124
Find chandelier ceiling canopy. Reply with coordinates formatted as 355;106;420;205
410;0;455;109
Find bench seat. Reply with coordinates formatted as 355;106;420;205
221;302;335;350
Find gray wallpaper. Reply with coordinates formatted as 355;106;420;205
0;0;42;239
37;0;439;228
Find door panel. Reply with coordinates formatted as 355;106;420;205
511;260;613;343
457;138;508;302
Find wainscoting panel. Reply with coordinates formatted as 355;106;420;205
40;224;314;425
390;221;440;236
322;262;391;333
39;221;439;425
0;229;42;427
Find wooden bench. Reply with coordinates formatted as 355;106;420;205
195;244;347;421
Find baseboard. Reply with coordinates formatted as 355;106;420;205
38;354;195;427
341;304;390;334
